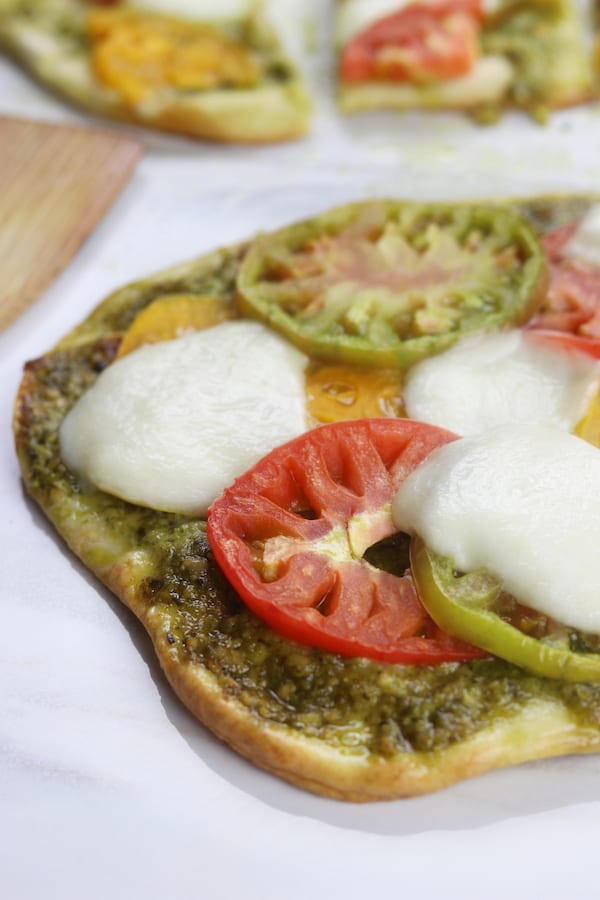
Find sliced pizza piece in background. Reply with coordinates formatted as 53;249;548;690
335;0;597;121
0;0;311;142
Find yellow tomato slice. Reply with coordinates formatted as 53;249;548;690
305;364;404;423
87;9;261;106
576;386;600;449
117;293;235;358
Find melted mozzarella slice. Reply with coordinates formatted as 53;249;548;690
392;425;600;633
563;204;600;268
59;321;308;516
403;330;599;436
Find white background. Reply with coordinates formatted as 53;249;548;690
3;2;600;898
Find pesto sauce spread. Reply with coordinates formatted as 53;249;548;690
15;199;600;761
140;529;600;755
482;0;593;121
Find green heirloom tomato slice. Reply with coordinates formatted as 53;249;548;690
207;420;486;664
236;200;547;369
410;536;600;682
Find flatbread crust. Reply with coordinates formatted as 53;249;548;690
13;195;600;802
0;0;311;143
335;0;598;119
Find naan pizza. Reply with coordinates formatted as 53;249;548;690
14;194;600;801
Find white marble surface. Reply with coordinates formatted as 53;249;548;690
3;2;600;898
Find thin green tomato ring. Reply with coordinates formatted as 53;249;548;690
410;536;600;683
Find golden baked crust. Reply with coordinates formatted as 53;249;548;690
13;196;600;802
0;0;311;143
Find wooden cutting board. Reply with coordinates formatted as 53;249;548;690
0;116;142;331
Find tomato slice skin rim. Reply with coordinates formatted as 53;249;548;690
410;537;600;682
524;328;600;360
208;419;487;665
236;200;548;371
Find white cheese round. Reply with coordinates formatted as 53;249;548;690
562;203;600;268
59;321;308;516
403;330;599;436
392;425;600;633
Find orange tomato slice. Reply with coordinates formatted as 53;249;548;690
305;364;404;423
87;9;261;106
576;386;600;448
117;293;235;358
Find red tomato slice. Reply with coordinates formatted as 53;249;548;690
524;329;600;360
541;223;578;261
529;224;600;343
340;0;483;85
207;419;486;665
